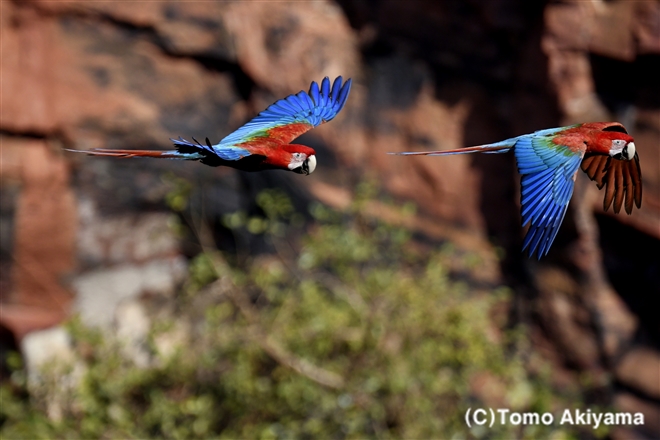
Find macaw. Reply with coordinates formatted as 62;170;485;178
67;76;352;175
390;122;642;259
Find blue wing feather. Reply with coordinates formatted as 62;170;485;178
514;135;583;258
215;76;352;150
278;99;298;114
320;77;331;107
331;76;342;102
521;171;554;198
309;81;321;104
300;91;314;110
286;95;304;113
170;137;251;161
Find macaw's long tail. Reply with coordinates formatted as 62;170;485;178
388;139;516;156
65;137;211;161
65;148;195;159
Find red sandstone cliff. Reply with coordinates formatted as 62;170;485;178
1;1;658;437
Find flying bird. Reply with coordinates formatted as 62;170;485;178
67;76;352;175
390;122;642;258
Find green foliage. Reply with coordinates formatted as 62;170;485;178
162;172;192;212
221;188;305;238
1;186;580;439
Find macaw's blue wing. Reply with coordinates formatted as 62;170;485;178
216;76;352;149
167;76;351;164
515;136;584;259
170;136;251;162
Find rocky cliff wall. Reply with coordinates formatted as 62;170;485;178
1;1;658;437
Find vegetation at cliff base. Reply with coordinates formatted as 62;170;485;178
0;186;583;439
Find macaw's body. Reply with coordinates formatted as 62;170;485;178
391;122;642;259
68;76;352;175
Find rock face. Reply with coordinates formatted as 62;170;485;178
1;0;658;436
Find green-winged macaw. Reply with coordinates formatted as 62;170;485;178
390;122;642;258
68;76;352;176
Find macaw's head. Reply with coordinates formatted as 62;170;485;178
285;145;317;175
593;123;636;160
608;135;635;161
604;133;635;160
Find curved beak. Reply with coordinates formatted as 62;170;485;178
305;155;317;175
294;155;317;175
613;142;636;161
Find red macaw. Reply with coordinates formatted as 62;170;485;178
67;76;352;175
391;122;642;258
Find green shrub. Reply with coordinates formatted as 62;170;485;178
0;185;582;439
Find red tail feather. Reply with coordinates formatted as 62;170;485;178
389;145;511;156
65;149;180;158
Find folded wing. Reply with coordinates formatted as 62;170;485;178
580;153;642;214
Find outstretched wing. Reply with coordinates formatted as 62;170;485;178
515;135;584;259
580;153;642;214
216;76;352;151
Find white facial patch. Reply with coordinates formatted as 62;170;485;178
609;139;626;156
287;153;316;175
609;139;635;160
288;153;306;170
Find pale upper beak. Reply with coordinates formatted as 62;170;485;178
614;142;635;161
304;155;317;175
624;142;635;160
293;155;317;175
